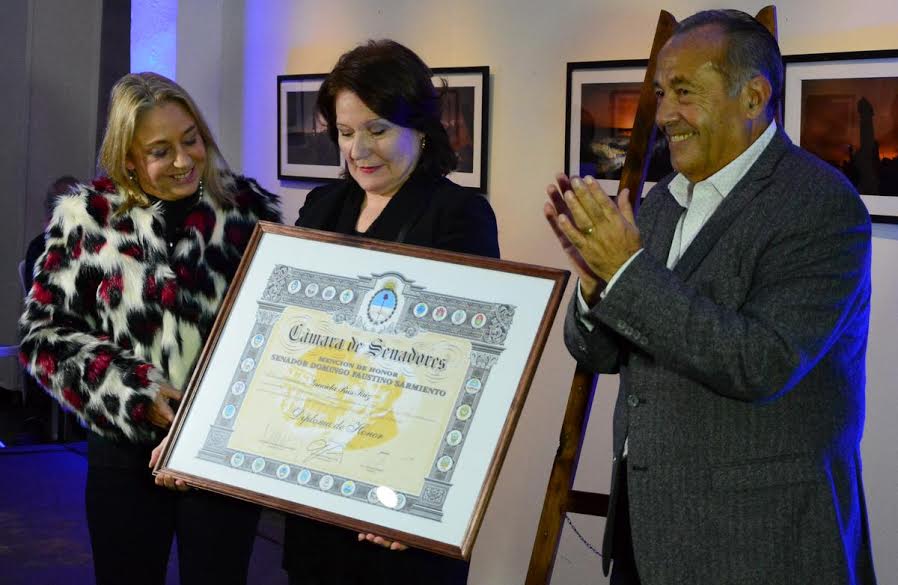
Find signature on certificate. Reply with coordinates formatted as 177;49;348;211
304;439;345;464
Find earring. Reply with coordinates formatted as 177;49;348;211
125;169;147;203
421;136;427;150
197;178;205;198
126;170;142;195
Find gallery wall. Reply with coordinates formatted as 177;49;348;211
174;0;898;582
0;0;106;391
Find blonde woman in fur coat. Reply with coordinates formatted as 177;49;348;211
18;72;280;585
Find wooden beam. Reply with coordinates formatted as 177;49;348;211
620;10;678;213
525;10;678;584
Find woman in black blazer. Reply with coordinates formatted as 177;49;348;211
283;40;498;585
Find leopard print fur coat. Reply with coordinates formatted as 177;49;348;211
18;175;280;443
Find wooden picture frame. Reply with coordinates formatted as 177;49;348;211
155;223;568;559
784;49;898;223
277;74;344;181
432;67;490;192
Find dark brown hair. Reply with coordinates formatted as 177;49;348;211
317;39;457;179
675;10;783;120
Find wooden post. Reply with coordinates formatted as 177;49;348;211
524;366;602;585
754;5;781;125
619;10;679;211
524;11;676;583
525;7;777;584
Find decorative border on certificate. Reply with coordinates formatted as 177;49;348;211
156;224;568;559
198;265;514;521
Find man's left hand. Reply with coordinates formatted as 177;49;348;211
553;176;642;283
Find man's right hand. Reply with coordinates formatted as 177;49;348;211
544;173;605;305
148;383;182;429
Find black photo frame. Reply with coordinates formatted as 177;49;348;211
784;49;898;223
277;74;344;181
565;59;672;196
432;66;490;192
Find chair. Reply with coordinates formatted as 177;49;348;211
5;259;28;406
0;341;22;404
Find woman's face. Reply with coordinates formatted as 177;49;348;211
335;90;423;197
127;101;206;201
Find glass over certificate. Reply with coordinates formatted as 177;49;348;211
157;223;568;559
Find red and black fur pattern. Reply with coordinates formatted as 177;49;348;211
19;175;280;443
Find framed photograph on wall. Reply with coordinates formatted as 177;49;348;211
155;222;568;559
565;60;672;197
277;74;344;181
432;67;489;191
784;50;898;223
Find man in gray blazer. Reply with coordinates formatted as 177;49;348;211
544;10;876;585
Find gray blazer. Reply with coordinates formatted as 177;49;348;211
565;131;876;585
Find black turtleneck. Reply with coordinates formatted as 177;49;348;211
151;191;200;248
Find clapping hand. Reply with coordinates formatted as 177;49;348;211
544;173;641;305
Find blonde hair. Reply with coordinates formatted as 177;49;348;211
98;72;233;210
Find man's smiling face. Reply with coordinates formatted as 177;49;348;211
654;25;753;182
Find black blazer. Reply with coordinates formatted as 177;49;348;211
283;173;499;584
294;172;499;259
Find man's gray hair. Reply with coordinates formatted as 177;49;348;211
675;9;783;119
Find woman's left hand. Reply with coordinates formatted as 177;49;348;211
149;433;190;492
358;532;409;551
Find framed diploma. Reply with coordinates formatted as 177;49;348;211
155;223;568;559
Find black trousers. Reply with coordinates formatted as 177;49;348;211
85;433;260;585
284;515;469;585
286;549;468;585
609;464;642;585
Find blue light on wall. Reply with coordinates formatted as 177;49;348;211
131;0;178;78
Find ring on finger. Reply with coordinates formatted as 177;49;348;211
582;225;594;236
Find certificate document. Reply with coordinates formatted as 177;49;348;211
202;266;511;519
158;224;567;558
